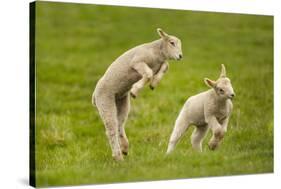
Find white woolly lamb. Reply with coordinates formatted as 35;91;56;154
167;64;235;154
93;28;183;161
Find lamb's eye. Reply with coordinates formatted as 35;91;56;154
219;88;224;93
170;41;175;46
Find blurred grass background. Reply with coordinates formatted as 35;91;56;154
34;1;273;187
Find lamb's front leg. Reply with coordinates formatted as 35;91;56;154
130;78;146;98
207;117;225;150
221;117;230;133
150;62;169;90
130;62;153;98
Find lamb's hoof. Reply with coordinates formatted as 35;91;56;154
113;154;124;161
121;145;129;156
214;129;225;140
166;152;171;155
208;142;218;151
149;85;155;90
130;92;137;98
192;147;203;152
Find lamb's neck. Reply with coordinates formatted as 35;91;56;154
150;39;167;62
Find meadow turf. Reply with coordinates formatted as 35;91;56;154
34;1;273;187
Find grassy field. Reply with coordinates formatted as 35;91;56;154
34;1;273;187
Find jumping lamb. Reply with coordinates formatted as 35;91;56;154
166;64;235;154
92;28;183;161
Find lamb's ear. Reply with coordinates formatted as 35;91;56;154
220;64;226;78
204;78;216;88
157;28;169;40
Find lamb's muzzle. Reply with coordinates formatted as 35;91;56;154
178;54;183;60
229;93;235;99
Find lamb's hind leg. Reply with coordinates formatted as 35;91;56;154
191;126;208;152
116;95;130;155
95;94;123;161
167;113;190;154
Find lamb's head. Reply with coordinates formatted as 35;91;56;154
204;64;235;100
157;28;183;61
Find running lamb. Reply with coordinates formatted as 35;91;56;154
167;64;235;154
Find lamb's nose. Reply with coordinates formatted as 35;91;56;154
179;54;183;59
230;93;235;98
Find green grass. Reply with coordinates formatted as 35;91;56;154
34;1;273;187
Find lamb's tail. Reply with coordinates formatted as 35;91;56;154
92;92;96;107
